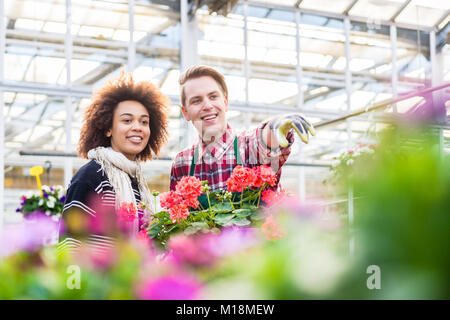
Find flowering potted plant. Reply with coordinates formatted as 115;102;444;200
16;185;66;221
145;165;286;248
326;142;377;185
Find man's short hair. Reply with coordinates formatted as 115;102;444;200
179;65;228;106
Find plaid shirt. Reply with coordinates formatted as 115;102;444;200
170;122;294;192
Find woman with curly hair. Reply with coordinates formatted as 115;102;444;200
58;72;169;255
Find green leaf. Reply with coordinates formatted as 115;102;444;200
213;213;236;226
241;204;258;211
156;210;169;219
211;202;233;214
249;211;265;221
184;222;209;235
184;226;200;235
233;209;253;217
183;221;209;235
148;224;162;238
165;224;179;233
231;216;251;226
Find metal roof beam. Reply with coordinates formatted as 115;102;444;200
390;0;411;22
342;0;359;16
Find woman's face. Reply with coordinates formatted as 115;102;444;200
107;100;151;161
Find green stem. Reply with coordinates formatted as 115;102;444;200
256;190;262;208
206;191;212;210
228;198;236;211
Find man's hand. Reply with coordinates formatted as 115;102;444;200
270;114;315;147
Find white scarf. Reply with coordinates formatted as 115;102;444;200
87;147;153;234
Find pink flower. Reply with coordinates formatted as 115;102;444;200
261;189;286;207
261;215;285;240
74;245;117;271
117;202;137;222
169;204;190;223
175;176;203;200
138;274;202;300
226;165;256;192
159;191;183;209
259;165;277;187
137;229;149;241
168;234;216;266
226;176;244;193
0;213;59;258
182;197;199;210
251;167;264;188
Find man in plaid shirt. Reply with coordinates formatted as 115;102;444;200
170;65;315;192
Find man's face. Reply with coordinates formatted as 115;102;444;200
181;76;229;144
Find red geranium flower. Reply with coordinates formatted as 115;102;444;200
226;176;243;193
259;165;277;187
160;191;183;209
169;204;190;224
262;215;285;240
175;176;203;200
261;189;286;206
182;197;200;210
117;202;137;222
226;165;257;192
261;190;277;206
251;167;264;188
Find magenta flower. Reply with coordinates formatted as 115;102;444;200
202;226;259;258
167;227;259;267
0;212;59;258
138;274;202;300
168;234;215;266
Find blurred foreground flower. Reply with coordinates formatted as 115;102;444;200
137;274;202;300
0;213;60;258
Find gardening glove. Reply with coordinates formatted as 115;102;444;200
270;114;315;147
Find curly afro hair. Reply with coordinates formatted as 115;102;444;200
78;71;170;161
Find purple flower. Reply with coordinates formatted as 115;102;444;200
59;195;66;203
16;208;21;212
43;191;49;199
167;227;260;267
0;212;60;258
138;274;202;300
203;226;260;258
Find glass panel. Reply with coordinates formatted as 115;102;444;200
300;0;355;14
349;0;405;21
300;14;346;113
247;8;298;108
250;0;298;6
395;0;448;27
197;7;246;104
396;29;431;91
